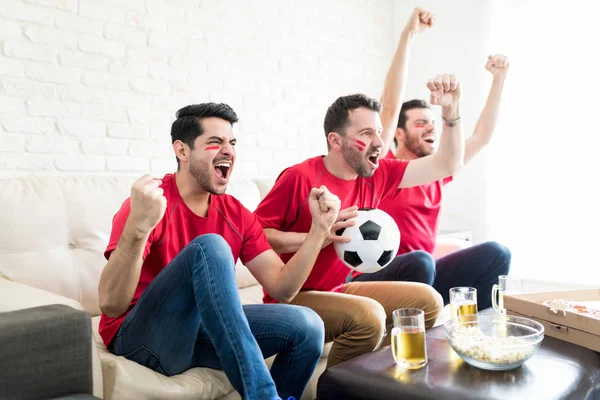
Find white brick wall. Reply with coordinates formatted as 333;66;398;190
0;0;393;178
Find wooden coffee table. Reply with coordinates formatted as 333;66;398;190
318;321;600;399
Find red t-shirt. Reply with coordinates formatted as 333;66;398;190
98;173;272;347
254;155;408;303
378;150;452;255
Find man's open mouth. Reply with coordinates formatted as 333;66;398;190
423;135;436;144
214;161;231;181
367;154;379;166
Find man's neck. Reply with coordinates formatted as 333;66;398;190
323;152;358;180
393;146;419;161
174;170;211;217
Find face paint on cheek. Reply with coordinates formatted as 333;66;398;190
204;146;220;151
352;139;366;152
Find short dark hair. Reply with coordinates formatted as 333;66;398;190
171;103;238;165
323;94;381;150
394;99;431;147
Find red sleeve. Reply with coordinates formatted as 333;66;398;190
240;208;273;264
104;198;153;261
443;175;453;185
376;158;410;199
254;167;307;231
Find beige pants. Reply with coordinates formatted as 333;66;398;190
288;281;443;367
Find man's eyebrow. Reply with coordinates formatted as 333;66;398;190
206;136;224;142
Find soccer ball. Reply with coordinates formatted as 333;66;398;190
333;208;400;274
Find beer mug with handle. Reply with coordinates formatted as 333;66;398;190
492;275;523;314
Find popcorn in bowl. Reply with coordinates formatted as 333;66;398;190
443;314;544;371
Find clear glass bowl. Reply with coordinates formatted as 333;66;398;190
443;314;545;371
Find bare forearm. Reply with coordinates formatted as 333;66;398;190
436;103;464;175
472;77;505;145
380;30;415;155
273;225;329;301
264;228;307;254
98;222;147;317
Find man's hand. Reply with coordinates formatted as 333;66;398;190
308;185;341;234
485;54;510;79
404;7;435;36
321;206;359;248
427;73;461;108
128;174;167;236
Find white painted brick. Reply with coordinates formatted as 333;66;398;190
148;33;187;51
149;65;188;83
54;154;105;171
81;138;128;155
79;1;126;23
2;78;56;99
80;104;128;123
28;99;81;118
97;0;145;10
0;18;22;40
128;141;172;157
146;0;185;20
0;0;55;27
3;40;58;62
106;156;148;172
25;64;82;84
82;71;130;90
167;23;205;41
24;0;78;12
150;157;175;173
1;114;56;135
79;35;127;58
0;95;25;114
0;154;6;169
126;12;167;32
126;45;169;64
0;134;26;152
0;57;25;77
24;25;78;50
107;124;149;140
168;53;207;70
129;77;170;95
59;51;109;70
6;153;55;171
55;14;104;35
108;60;148;77
57;119;106;137
56;85;105;104
25;135;79;153
104;23;147;45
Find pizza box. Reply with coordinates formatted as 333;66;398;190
504;289;600;353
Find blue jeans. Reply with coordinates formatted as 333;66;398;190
112;234;324;400
352;242;511;310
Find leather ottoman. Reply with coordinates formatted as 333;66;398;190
318;321;600;399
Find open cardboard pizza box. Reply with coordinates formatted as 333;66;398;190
504;289;600;352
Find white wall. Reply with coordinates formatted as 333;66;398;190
392;0;497;243
0;0;393;179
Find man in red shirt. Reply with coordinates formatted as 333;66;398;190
254;8;465;367
97;103;342;400
371;55;511;310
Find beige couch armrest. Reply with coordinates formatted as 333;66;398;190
0;279;103;398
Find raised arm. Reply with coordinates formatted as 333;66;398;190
98;175;167;317
245;186;342;302
380;7;435;156
399;74;464;188
464;54;510;165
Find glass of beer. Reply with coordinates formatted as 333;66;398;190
450;287;478;325
391;308;427;369
492;275;523;314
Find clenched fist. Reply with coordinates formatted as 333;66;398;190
485;54;509;79
427;73;461;108
128;174;167;235
404;7;435;36
308;185;341;234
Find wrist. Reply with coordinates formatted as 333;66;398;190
124;219;151;241
400;27;417;42
442;103;460;120
309;222;330;241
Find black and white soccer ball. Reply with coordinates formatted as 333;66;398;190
333;208;400;273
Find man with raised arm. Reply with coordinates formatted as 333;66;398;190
98;103;342;400
254;8;466;367
367;55;512;309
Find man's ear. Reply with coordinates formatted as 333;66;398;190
327;132;343;150
395;127;406;144
173;140;189;164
